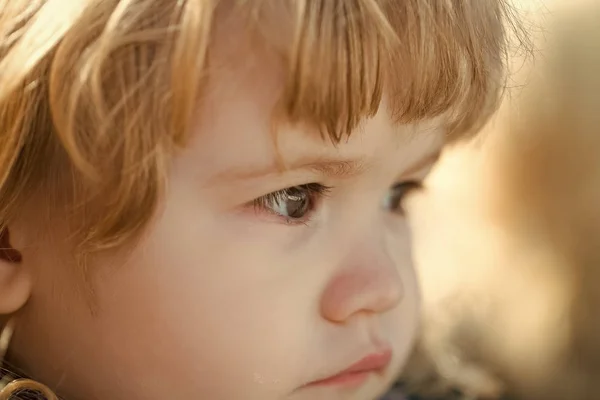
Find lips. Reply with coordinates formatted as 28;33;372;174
306;349;393;388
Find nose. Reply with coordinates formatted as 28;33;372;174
320;244;404;323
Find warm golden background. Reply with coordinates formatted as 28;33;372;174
404;0;600;399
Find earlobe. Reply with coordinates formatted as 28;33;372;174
0;227;32;315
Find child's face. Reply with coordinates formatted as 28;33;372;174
12;46;444;400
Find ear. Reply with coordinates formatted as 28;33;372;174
0;226;32;315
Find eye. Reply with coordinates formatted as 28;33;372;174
253;183;331;224
382;181;422;215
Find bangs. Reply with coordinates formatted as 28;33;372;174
235;0;511;142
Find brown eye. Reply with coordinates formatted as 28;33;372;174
382;181;422;214
270;186;312;219
253;183;332;223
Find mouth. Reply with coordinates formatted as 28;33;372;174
305;348;393;388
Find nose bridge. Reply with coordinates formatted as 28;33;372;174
319;231;405;323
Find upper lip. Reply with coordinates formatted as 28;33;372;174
307;348;393;385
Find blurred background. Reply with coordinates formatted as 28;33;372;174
400;0;600;399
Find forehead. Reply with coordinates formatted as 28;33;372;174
183;48;444;182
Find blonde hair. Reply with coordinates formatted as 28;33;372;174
0;0;521;260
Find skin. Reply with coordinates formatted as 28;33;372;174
0;37;444;400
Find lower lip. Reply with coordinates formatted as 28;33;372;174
307;371;372;388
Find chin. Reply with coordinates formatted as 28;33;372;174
400;2;600;399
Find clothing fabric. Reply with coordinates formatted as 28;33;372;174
380;382;408;400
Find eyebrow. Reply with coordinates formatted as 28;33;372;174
209;147;441;186
210;157;370;183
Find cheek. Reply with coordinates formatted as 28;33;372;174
86;201;317;397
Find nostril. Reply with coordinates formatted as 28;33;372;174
0;227;22;263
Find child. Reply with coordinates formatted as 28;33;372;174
0;1;516;399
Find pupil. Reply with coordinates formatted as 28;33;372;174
285;188;310;218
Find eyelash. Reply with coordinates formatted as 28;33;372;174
252;183;332;225
384;181;422;215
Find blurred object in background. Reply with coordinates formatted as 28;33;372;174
401;0;600;399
